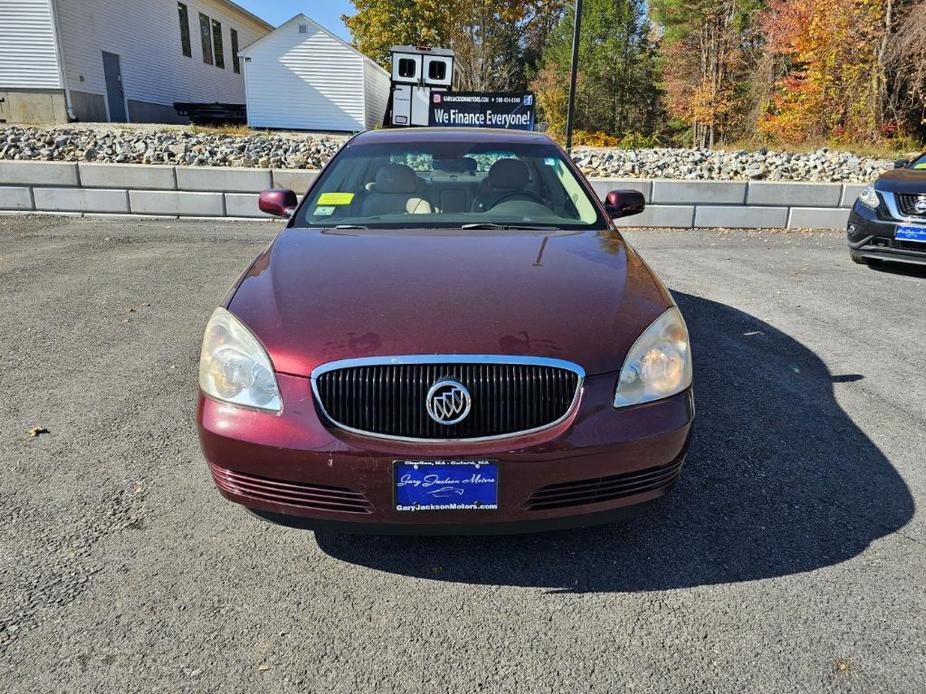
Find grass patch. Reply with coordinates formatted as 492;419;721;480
188;123;260;137
725;137;921;160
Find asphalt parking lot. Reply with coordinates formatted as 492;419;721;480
1;215;924;692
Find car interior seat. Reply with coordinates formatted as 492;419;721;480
471;159;532;212
361;164;432;216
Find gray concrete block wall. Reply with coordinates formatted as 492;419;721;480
589;178;653;201
79;163;176;190
695;206;790;228
224;193;270;218
272;169;318;193
0;186;33;210
0;161;79;186
613;205;695;228
652;180;747;204
0;161;871;227
176;166;272;192
33;187;129;213
746;181;843;207
787;207;851;229
840;184;867;208
129;191;224;216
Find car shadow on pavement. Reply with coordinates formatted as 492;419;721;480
314;292;914;593
869;261;926;279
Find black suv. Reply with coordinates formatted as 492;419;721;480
847;154;926;267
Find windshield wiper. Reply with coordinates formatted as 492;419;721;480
332;224;369;229
459;223;561;231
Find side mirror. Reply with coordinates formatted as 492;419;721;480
894;159;909;169
604;189;646;219
258;188;298;218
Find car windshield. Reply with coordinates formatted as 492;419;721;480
294;140;606;229
910;153;926;169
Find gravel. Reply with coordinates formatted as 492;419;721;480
570;146;895;182
0;124;347;169
0;217;923;692
0;124;896;181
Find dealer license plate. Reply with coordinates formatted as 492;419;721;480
896;225;926;243
394;459;498;512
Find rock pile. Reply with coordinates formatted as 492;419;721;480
0;124;895;182
0;125;346;169
570;146;894;182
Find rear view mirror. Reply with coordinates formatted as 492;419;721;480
604;190;646;219
259;189;298;218
894;159;909;169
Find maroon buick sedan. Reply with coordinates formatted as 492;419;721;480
197;128;693;534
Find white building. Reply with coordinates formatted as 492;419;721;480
240;14;390;132
0;0;271;124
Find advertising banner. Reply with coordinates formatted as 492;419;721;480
428;92;535;131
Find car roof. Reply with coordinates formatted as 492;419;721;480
351;128;554;146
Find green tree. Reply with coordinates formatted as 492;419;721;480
535;0;661;140
650;0;764;147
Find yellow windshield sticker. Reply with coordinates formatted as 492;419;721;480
317;192;355;205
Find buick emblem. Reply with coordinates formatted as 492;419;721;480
426;380;471;425
915;196;926;214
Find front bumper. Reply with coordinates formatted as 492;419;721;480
198;372;694;535
847;202;926;266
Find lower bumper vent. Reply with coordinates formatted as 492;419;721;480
526;459;684;511
209;463;372;514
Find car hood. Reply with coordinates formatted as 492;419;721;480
875;168;926;193
227;227;673;377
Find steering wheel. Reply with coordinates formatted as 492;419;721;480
484;190;547;209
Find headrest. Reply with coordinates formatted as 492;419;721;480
487;159;529;189
434;158;477;174
374;164;418;194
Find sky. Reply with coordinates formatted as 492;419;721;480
234;1;355;41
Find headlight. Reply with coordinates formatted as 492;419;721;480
614;307;692;408
198;307;282;412
858;186;880;210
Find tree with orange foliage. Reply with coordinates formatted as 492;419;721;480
759;0;886;143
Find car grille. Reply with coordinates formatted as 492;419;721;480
312;358;583;441
209;463;373;514
525;458;685;511
893;239;926;253
896;193;926;217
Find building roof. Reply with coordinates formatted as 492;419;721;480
238;13;388;76
215;0;274;32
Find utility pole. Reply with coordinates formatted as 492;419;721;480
565;0;583;151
